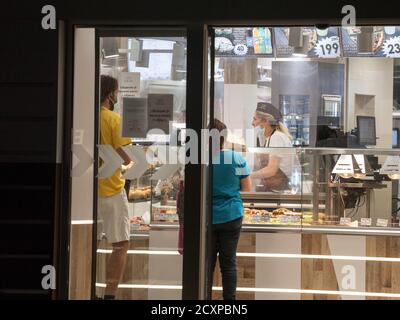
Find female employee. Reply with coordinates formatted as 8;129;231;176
208;119;252;300
251;102;294;191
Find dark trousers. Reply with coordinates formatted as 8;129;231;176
208;217;242;300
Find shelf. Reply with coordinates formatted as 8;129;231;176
240;192;326;201
244;202;325;210
128;198;152;204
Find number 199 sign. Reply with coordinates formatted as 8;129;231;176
315;36;341;58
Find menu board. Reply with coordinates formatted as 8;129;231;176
275;27;340;58
342;26;400;57
215;27;273;57
214;26;400;59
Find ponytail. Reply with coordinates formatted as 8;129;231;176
255;111;292;140
277;122;293;140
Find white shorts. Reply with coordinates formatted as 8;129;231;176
97;189;130;243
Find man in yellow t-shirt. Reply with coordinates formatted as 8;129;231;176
97;75;139;300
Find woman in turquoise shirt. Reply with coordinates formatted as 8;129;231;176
208;119;252;300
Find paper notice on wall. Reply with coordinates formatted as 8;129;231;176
122;97;147;138
119;72;140;97
147;94;173;134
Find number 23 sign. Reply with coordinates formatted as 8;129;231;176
383;36;400;58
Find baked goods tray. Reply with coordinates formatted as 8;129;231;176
128;195;161;203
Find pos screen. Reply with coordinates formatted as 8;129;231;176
393;129;399;148
357;116;376;146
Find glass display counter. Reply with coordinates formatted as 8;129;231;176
127;143;182;234
240;147;400;235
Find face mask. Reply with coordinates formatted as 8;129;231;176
108;94;118;111
255;126;264;137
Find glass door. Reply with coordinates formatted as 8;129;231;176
94;28;188;300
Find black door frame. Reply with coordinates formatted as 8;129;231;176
62;23;207;300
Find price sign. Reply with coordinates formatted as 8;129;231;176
234;44;248;56
360;218;372;227
315;37;341;58
383;36;400;57
376;219;389;227
340;217;352;226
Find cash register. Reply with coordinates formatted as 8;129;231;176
315;116;387;221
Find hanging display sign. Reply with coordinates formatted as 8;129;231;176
215;27;273;57
382;36;400;58
314;35;341;58
274;27;340;58
214;26;400;59
342;26;400;57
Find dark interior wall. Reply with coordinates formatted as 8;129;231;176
2;0;400;300
0;10;59;299
5;0;400;24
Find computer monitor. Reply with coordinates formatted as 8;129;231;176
357;116;376;146
393;128;399;148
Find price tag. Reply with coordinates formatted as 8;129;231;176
233;44;248;56
376;219;389;227
360;218;372;227
383;36;400;57
340;217;352;226
315;36;341;58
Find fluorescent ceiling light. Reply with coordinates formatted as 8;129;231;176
94;283;400;298
292;53;307;57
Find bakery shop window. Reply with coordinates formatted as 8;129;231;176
212;26;400;231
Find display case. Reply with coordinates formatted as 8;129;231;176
241;147;400;232
127;143;182;232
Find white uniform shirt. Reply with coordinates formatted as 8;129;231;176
263;130;295;180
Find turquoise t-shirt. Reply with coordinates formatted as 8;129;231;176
212;150;251;225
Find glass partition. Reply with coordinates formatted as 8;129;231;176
211;26;400;233
209;26;400;300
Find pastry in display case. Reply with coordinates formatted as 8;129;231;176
127;145;162;202
151;169;183;224
243;204;303;226
128;186;152;201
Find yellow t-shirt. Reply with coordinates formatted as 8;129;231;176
98;106;132;197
